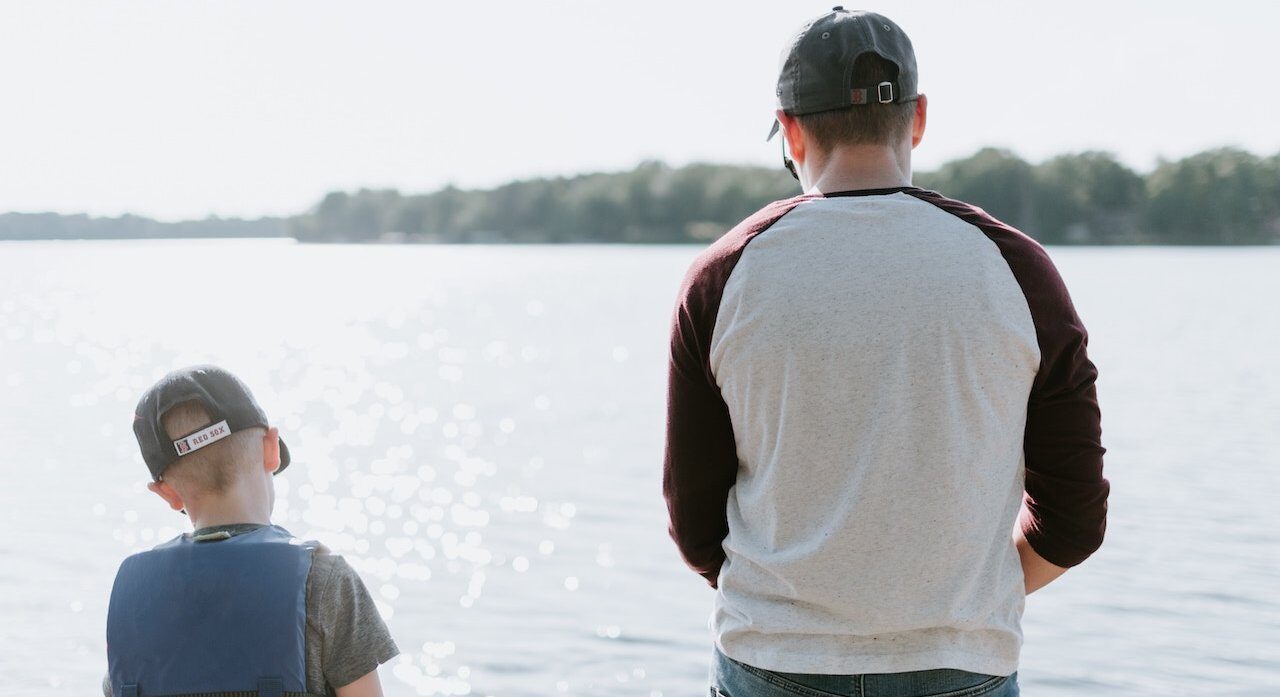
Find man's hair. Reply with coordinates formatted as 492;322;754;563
793;53;915;150
160;401;264;495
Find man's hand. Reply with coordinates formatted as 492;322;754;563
1015;529;1068;594
335;669;385;697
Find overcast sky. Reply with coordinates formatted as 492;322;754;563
2;0;1276;221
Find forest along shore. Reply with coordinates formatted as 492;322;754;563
4;147;1277;245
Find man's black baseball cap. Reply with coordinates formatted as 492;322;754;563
133;365;292;481
767;6;919;141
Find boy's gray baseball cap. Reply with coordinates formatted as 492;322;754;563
133;365;292;481
767;6;919;140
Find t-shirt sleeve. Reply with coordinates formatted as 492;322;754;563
1014;245;1110;567
663;267;740;588
313;556;400;688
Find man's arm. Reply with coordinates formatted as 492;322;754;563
663;289;740;588
1015;528;1067;594
1016;244;1109;588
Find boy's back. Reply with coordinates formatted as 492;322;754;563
105;523;396;697
106;366;398;697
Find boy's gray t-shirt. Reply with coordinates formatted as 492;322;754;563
104;523;399;696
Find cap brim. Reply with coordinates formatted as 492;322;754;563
767;119;781;141
275;437;292;475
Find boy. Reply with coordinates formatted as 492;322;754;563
104;365;398;697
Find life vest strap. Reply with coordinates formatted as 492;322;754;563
117;675;320;697
258;678;283;697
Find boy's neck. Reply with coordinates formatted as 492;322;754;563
183;473;275;532
187;498;272;532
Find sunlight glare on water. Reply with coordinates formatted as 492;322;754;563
0;241;1277;696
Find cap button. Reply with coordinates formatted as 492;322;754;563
833;5;845;11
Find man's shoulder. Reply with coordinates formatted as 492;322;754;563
682;193;819;294
903;187;1047;255
708;192;818;255
905;188;1075;317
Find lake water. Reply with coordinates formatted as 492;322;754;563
0;242;1277;697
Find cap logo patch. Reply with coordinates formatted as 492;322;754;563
173;420;231;456
851;88;868;105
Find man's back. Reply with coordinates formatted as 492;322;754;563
665;187;1107;676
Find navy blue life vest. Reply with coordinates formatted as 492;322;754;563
107;525;318;697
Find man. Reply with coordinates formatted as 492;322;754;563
663;7;1108;697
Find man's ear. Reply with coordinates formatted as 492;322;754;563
263;426;281;475
911;93;928;149
147;480;186;513
776;109;808;166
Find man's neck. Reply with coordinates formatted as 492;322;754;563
801;142;913;194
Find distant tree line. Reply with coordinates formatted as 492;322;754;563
0;213;286;241
290;147;1280;245
289;162;800;244
913;147;1280;244
3;148;1277;244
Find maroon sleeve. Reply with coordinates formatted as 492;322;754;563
664;195;814;587
907;188;1109;568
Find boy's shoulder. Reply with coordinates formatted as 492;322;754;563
302;539;400;690
303;539;379;624
122;524;360;601
305;540;361;594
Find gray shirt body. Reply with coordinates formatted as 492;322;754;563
664;188;1107;676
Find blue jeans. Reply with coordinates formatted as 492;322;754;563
710;648;1019;697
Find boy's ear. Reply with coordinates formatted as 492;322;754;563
263;426;281;475
147;480;186;513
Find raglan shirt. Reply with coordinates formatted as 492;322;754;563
103;523;399;697
663;187;1108;676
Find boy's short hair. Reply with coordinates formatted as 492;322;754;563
793;53;916;150
160;401;264;494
